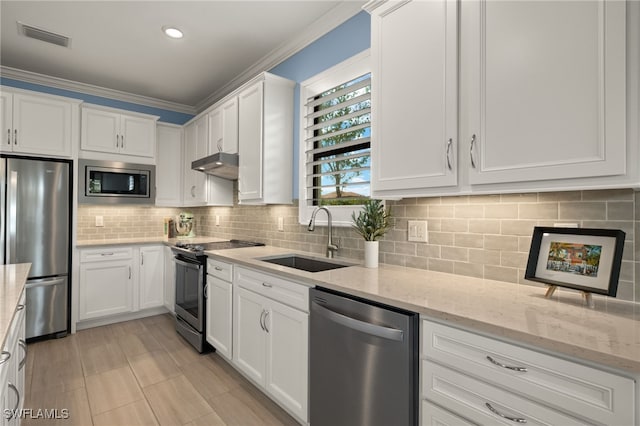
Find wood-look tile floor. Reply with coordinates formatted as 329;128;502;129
23;314;299;426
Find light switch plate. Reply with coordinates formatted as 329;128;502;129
408;220;428;242
215;215;220;226
95;215;104;227
277;217;284;232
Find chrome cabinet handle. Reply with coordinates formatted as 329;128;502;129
470;134;477;168
16;304;25;311
191;186;196;197
128;266;131;279
0;351;10;365
141;252;144;265
14;129;17;145
446;138;453;171
204;283;208;298
486;355;528;372
485;403;527;423
101;252;114;256
8;382;20;414
262;282;272;288
7;129;10;145
259;310;266;331
214;266;223;271
115;135;119;148
121;135;124;149
263;310;270;333
18;339;27;370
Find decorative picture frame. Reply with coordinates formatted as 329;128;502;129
524;227;625;297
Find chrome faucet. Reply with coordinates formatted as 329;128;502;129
308;207;338;258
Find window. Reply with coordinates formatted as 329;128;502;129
298;50;371;226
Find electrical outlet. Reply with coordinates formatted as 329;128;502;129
95;215;104;227
215;215;220;226
278;217;284;232
408;220;428;242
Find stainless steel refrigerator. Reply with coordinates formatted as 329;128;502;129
1;155;71;340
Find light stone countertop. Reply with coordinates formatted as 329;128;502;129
0;264;30;348
204;245;640;374
77;236;229;247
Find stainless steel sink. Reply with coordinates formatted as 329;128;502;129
258;254;354;273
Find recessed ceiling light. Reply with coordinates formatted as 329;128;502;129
162;26;183;39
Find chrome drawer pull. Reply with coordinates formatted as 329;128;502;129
486;355;527;372
16;304;25;311
486;403;527;423
446;138;453;170
262;282;272;288
214;266;223;271
18;339;27;370
101;252;114;256
0;351;10;365
470;134;477;168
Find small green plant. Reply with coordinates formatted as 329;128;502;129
351;199;392;241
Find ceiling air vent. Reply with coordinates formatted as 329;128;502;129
17;21;71;48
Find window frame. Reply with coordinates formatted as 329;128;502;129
298;49;371;227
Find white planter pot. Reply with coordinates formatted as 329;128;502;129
364;241;379;268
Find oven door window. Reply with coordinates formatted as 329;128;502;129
87;167;149;197
175;258;204;331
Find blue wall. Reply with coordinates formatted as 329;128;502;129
269;11;371;199
0;77;194;125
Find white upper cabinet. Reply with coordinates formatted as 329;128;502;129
0;89;79;158
81;104;158;159
238;72;294;205
208;96;239;155
155;123;183;207
183;116;208;205
460;0;626;186
367;0;458;197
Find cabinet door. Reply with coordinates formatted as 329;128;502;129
370;0;458;195
121;114;156;158
81;107;119;154
206;276;233;360
139;246;164;310
13;93;73;157
265;298;308;423
0;92;12;153
461;0;626;185
233;287;267;386
183;116;207;205
238;81;263;201
79;260;133;320
156;124;183;206
163;246;176;313
208;97;239;155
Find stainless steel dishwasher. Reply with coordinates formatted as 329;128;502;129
310;287;418;426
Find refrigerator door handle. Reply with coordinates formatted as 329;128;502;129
25;276;67;289
7;170;18;263
0;159;5;264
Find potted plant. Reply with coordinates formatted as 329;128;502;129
351;199;392;268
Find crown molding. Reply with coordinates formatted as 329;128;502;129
194;1;366;112
0;66;197;115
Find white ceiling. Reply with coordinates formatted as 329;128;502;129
0;1;364;113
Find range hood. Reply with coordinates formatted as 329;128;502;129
191;152;238;180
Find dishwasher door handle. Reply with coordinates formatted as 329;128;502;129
314;302;404;342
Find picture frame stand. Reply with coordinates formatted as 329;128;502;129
544;285;595;308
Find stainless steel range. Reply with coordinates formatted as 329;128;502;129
171;239;264;352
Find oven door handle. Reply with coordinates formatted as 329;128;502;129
175;257;203;269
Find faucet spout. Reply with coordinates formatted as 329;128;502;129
307;207;338;258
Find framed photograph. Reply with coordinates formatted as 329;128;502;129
524;227;625;297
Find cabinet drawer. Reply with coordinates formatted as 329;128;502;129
424;362;594;426
422;320;635;425
207;258;233;282
235;266;308;312
422;401;475;426
80;247;133;262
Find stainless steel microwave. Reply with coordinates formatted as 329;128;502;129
78;159;155;205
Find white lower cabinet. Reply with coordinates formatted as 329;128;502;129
233;267;308;423
163;246;176;314
139;246;164;310
2;290;26;426
78;245;165;322
206;258;233;360
421;319;636;425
